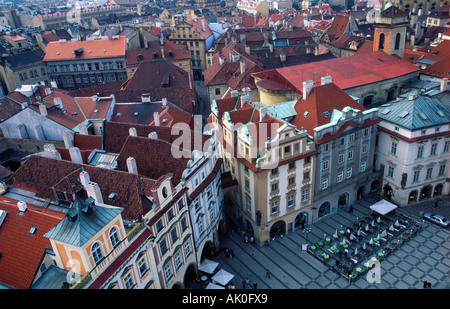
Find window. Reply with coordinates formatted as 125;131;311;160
184;241;192;257
198;219;204;234
215;88;220;95
194;200;201;213
379;33;385;50
361;161;367;172
138;257;148;277
160;239;168;256
181;217;188;232
303;171;310;181
164;264;173;281
294;143;299;152
439;164;446;176
123;272;135;289
304;157;311;164
322;160;329;170
171;228;178;243
271;168;278;176
246;199;251;212
287;195;294;207
284;146;291;154
302;189;309;202
340;137;345;145
347;168;352;178
271;201;279;214
288;176;295;186
271;182;278;192
349;134;355;143
92;243;103;265
430;143;437;156
338;154;344;164
156;219;164;233
323;143;329;152
391;142;397;155
426;167;433;179
395;33;401;50
175;253;182;269
364;129;369;136
178;199;184;211
413;170;420;182
348;150;354;160
167;209;174;221
444;141;449;153
417;146;424;158
387;166;395;178
109;227;120;248
289;162;295;170
337;171;343;183
362;144;368;154
321;178;328;190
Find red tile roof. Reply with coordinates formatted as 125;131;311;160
290;82;366;135
126;39;189;67
186;16;213;39
253;51;421;94
0;196;64;289
43;36;126;61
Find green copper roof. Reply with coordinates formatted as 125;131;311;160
44;195;123;247
378;91;450;130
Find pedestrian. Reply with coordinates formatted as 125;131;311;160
253;281;258;289
349;205;353;213
266;269;271;278
301;219;305;230
245;278;250;288
423;281;428;289
242;278;246;289
434;200;438;209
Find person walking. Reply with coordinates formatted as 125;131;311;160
245;278;250;288
253;281;258;289
266;270;271;278
434;200;438;209
242;278;246;289
349;205;353;213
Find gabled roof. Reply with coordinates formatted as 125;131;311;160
43;195;123;247
43;36;126;61
290;82;366;135
2;49;45;69
186;16;213;39
125;39;189;67
0;196;65;289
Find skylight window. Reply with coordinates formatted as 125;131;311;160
29;225;38;236
437;110;445;117
419;113;428;120
304;111;309;117
323;111;330;117
381;109;391;115
399;111;409;118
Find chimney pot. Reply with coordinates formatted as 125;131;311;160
302;80;314;100
17;201;27;213
153;112;161;126
129;127;137;137
126;157;138;174
86;182;103;204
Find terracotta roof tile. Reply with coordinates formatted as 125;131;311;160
43;36;126;61
0;196;65;289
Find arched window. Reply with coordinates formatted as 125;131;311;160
92;243;103;265
395;33;401;50
110;227;120;248
379;33;385;50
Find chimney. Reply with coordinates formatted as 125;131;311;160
231;90;239;97
201;19;206;32
240;34;246;45
162;98;167;106
43;144;62;160
148;132;158;139
39;104;48;116
78;122;88;135
86;181;103;204
17;201;27;213
321;75;332;85
62;130;74;148
440;78;449;92
53;97;63;109
153;112;161;126
44;87;53;96
263;32;269;46
240;60;246;74
69;147;83;164
80;171;90;188
50;80;58;88
129;127;137;137
280;53;286;62
269;43;273;53
302;80;314;100
126;157;138;174
219;55;225;65
245;45;250;54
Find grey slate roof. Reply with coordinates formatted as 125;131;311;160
378;91;450;130
44;195;123;247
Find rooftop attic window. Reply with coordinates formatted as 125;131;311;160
74;47;84;57
29;225;38;236
323;111;330;117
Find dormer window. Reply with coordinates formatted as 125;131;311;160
109;227;120;248
92;242;103;265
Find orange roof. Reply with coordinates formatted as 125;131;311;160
0;196;64;289
43;36;126;61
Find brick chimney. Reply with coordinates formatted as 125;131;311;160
321;75;332;85
153;112;161;126
79;171;90;188
129;127;137;137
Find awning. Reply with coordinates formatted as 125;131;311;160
198;259;219;274
211;269;234;286
205;282;225;289
370;199;398;215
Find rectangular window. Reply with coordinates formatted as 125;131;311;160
417;146;424;158
439;164;446;176
324;143;329;152
426;167;433;179
215;88;220;95
347;168;352;178
364;128;369;136
303;171;310;181
361;161;366;172
348;150;354;160
138;258;148;277
338;154;344;164
391;142;397;155
184;241;191;257
271;182;278;192
349;134;355;143
294;143;299;152
284;146;291;154
271;168;278;176
271;201;279;214
337;171;343;183
160;239;168;256
124;273;135;289
444;141;449;153
322;160;329;170
170;228;178;243
304;157;311;164
287;195;294;207
340;137;345;145
321;178;328;190
288;176;295;186
156;220;164;233
430;143;437;156
302;189;309;202
175;253;182;269
387;166;395;178
413;170;420;182
289;162;296;170
362;144;368;154
164;264;173;281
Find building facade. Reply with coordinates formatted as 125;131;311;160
44;36;127;90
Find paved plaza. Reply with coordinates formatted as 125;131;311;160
212;195;450;289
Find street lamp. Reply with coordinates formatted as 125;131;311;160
303;227;312;242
